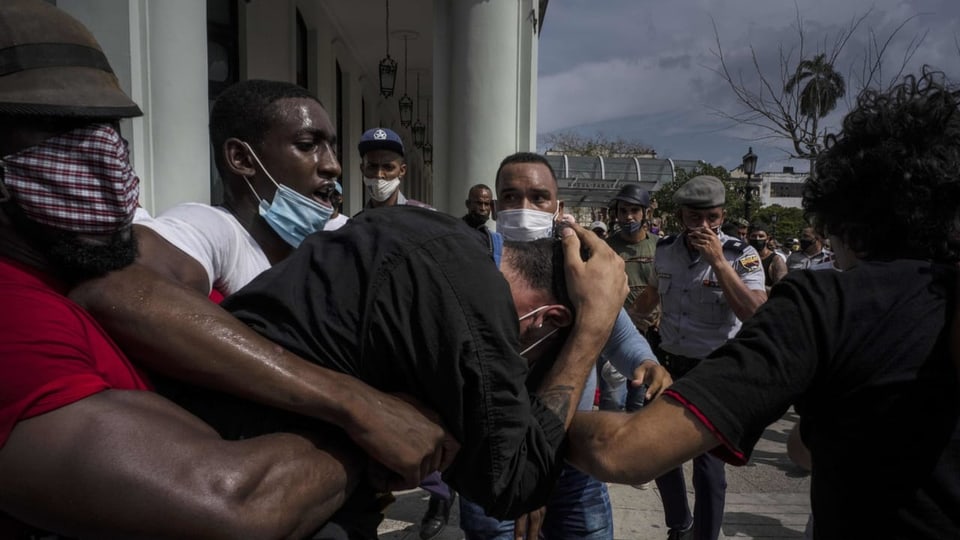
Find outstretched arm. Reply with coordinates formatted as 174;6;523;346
69;230;452;489
567;397;719;484
0;390;362;539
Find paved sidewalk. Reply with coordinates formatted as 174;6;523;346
378;411;810;539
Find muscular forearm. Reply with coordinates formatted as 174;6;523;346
73;263;448;488
711;261;766;320
70;263;372;428
536;311;615;428
566;398;718;484
216;431;363;539
0;391;363;540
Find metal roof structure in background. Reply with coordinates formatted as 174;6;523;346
544;154;703;207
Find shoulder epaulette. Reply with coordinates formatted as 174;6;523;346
722;238;748;253
657;235;677;247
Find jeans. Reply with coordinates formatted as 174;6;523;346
459;465;613;540
597;376;626;411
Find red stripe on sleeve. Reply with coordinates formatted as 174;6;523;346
664;389;749;466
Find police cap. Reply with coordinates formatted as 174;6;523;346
673;175;725;208
358;127;404;157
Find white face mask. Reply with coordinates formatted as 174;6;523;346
497;207;558;241
363;176;401;202
518;305;560;358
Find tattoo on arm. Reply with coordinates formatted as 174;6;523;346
539;385;574;420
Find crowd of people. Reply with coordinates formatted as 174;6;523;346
1;2;959;540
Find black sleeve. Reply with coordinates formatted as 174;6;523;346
667;271;828;462
365;233;566;519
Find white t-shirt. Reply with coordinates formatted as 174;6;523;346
134;204;269;296
323;213;350;231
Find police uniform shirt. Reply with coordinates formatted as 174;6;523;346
650;230;765;358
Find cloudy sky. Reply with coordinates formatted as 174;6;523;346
537;0;960;173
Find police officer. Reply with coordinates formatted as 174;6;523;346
633;175;767;540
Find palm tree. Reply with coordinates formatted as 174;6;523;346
785;53;846;119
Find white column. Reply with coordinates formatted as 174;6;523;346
342;70;366;217
60;0;210;214
434;0;539;214
142;0;210;212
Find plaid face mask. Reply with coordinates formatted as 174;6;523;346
0;123;140;234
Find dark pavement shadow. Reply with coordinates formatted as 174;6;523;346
722;512;805;538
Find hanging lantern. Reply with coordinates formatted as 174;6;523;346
378;0;397;98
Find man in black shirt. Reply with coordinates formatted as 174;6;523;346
567;70;960;538
176;207;625;528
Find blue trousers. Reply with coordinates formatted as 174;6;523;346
458;464;613;540
655;452;726;539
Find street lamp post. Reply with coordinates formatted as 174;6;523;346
741;146;758;223
770;212;779;242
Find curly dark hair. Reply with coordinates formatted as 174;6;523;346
805;68;960;262
209;80;321;169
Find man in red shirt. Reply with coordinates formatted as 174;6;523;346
0;2;364;537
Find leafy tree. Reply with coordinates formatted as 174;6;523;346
784;53;846;119
751;204;807;244
542;131;656;157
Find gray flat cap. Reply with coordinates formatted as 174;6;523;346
673;175;725;208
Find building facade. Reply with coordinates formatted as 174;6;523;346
55;0;545;217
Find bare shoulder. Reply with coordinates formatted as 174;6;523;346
133;224;210;293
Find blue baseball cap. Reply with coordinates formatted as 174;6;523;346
358;127;404;157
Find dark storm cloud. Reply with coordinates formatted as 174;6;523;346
538;0;960;171
658;54;692;70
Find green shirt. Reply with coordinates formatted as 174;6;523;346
606;232;659;331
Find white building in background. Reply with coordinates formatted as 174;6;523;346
730;166;807;210
759;167;807;209
55;0;546;217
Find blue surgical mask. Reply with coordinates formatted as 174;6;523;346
626;221;644;234
497;208;558;242
241;142;333;247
